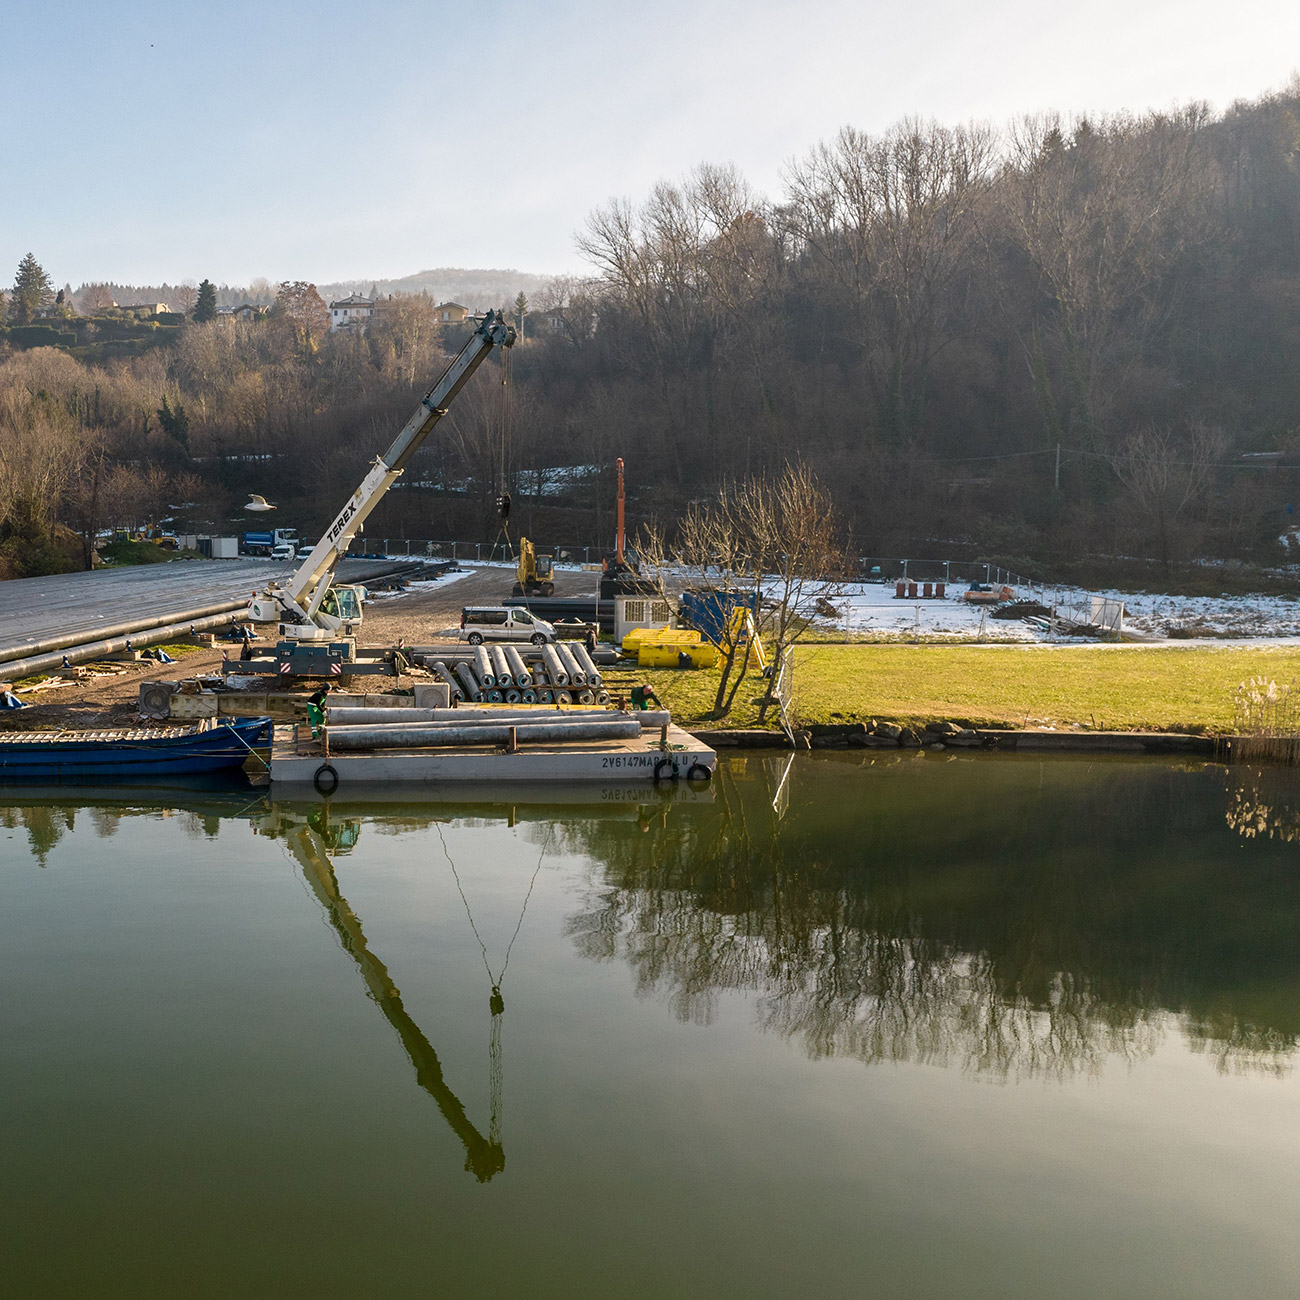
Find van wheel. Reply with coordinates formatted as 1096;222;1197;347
530;633;546;645
467;632;484;645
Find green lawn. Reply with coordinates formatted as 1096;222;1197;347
605;643;1300;733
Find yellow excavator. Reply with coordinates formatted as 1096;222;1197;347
512;536;555;597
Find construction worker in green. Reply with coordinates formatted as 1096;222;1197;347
629;683;662;711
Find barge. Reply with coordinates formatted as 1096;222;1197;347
270;718;716;790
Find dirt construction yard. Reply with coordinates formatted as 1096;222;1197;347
0;566;589;732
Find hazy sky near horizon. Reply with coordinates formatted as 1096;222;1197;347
4;0;1298;288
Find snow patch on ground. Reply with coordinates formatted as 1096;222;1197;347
822;583;1300;642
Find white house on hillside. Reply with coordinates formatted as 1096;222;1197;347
329;294;376;331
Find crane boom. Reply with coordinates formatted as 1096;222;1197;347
252;310;516;631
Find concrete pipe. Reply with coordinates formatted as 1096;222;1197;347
328;707;656;729
0;609;253;684
0;598;250;666
505;689;522;704
473;645;494;687
541;643;568;686
555;690;573;706
577;689;595;705
521;689;537;704
571;643;602;687
555;642;586;686
326;718;644;750
488;644;512;688
453;662;480;702
504;645;532;687
538;689;554;704
487;689;504;704
430;661;467;704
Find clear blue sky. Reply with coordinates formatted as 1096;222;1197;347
4;0;1298;287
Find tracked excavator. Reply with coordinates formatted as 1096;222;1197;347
243;311;516;679
512;537;555;597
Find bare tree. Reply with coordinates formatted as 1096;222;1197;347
1111;423;1226;571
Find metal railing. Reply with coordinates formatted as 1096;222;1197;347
345;538;603;565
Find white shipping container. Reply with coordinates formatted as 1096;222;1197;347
210;536;240;559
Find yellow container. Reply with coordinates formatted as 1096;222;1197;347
637;641;719;669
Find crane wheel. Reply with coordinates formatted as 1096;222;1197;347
313;763;339;795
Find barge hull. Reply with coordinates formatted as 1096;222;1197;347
269;723;715;785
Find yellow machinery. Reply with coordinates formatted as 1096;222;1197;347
627;606;766;671
632;628;720;669
512;536;555;597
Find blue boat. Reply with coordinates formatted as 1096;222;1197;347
0;717;272;782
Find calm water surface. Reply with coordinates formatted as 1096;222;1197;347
3;752;1299;1299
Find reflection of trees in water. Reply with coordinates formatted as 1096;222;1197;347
564;758;1300;1080
1;797;241;866
1225;766;1300;843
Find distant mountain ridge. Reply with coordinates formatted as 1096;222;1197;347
74;267;557;312
319;267;554;309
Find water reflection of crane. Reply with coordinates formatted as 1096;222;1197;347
286;824;506;1182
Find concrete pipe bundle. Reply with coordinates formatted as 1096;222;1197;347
429;661;467;704
541;644;568;686
489;644;512;688
473;645;494;687
555;642;586;686
327;718;644;751
503;645;532;687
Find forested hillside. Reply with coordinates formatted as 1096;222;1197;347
3;84;1300;580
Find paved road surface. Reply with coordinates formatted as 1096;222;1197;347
0;557;417;652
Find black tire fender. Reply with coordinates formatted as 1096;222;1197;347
686;762;712;785
314;763;339;795
653;757;679;783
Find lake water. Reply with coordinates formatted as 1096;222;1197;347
3;753;1299;1299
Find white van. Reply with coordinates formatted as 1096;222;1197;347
271;542;295;561
460;606;556;645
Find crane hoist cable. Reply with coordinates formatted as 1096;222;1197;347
435;819;553;1145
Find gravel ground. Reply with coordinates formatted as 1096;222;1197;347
0;564;601;732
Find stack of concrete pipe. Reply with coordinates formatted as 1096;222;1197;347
323;707;657;751
421;645;610;709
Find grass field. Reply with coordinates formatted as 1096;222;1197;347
603;643;1300;733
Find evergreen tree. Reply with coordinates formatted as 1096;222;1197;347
514;291;528;337
157;395;190;452
193;279;218;323
10;252;53;324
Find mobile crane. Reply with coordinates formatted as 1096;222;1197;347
243;311;516;679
